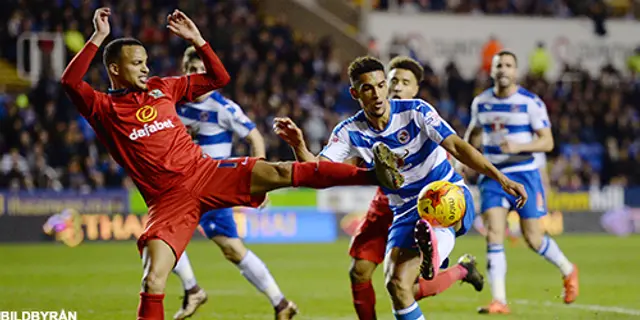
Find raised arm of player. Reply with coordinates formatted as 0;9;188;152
273;117;360;165
60;7;110;117
416;101;528;208
273;117;319;162
165;10;230;102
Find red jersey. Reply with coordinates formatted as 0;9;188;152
61;41;230;202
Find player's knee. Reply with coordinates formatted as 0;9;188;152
349;260;375;284
252;161;292;193
270;162;292;185
522;231;543;251
215;238;247;264
485;221;505;243
385;276;412;301
141;269;166;294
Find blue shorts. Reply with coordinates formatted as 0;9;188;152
386;185;475;253
479;170;546;219
199;207;239;239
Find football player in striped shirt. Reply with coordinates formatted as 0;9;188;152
464;51;579;314
170;47;297;320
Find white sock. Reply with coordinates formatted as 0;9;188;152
173;252;198;291
434;228;455;264
237;250;284;307
393;302;425;320
537;235;574;276
487;243;507;304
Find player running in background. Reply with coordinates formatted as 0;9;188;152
274;56;527;320
170;46;295;320
463;51;579;314
61;9;403;320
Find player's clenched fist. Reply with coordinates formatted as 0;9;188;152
273;117;304;148
92;7;111;36
167;9;204;46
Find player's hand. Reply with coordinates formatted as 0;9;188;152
501;179;528;209
499;140;521;154
92;8;111;36
167;9;203;44
273;117;304;148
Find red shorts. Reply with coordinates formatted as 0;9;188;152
136;157;266;259
348;188;393;264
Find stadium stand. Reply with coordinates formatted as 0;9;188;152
0;0;638;193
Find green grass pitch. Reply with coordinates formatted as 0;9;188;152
1;235;639;319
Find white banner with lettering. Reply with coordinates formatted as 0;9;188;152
367;13;640;79
317;186;624;213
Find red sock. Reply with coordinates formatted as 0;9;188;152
352;281;377;320
292;161;374;188
137;292;165;320
415;264;468;300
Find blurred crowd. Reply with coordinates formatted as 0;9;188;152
361;0;640;20
0;0;638;193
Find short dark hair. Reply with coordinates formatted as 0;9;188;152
181;46;200;70
388;56;423;82
103;38;145;66
347;56;384;85
495;50;518;66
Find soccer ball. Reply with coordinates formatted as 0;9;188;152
417;181;466;228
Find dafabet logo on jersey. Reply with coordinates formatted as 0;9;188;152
135;105;158;123
129;105;176;141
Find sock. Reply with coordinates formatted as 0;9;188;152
137;292;165;320
292;161;374;189
487;243;507;304
351;281;377;320
537;235;574;276
434;228;455;266
393;302;424;320
172;252;197;291
236;250;284;307
415;264;468;300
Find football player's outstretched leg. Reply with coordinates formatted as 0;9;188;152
62;8;403;320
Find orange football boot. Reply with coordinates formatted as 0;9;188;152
563;264;579;304
478;301;511;314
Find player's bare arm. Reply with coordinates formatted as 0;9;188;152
245;129;267;159
167;9;205;47
273;117;360;165
440;134;528;208
273;117;318;162
166;10;230;98
500;128;553;154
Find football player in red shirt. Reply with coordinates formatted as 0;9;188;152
61;8;404;320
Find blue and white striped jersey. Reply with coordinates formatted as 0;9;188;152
470;87;550;173
177;91;256;159
320;99;465;222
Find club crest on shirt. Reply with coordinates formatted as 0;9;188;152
397;129;410;144
149;89;165;99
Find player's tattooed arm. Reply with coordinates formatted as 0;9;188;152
273;117;317;162
440;135;528;208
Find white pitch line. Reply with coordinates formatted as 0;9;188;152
512;299;640;317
